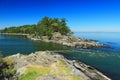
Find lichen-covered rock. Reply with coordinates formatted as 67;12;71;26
30;32;106;49
5;51;110;80
41;36;49;41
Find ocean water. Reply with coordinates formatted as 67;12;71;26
0;32;120;80
74;32;120;51
59;32;120;80
0;35;68;56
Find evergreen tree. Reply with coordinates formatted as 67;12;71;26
1;17;73;37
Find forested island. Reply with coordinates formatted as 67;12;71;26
0;17;105;48
0;17;73;37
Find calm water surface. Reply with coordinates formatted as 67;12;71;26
0;32;120;80
75;32;120;50
0;35;68;56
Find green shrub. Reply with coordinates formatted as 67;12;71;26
0;53;16;80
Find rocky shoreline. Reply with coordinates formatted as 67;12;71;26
28;32;106;48
0;32;110;48
5;51;111;80
1;33;111;80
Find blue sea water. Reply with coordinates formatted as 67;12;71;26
61;32;120;80
0;35;68;56
74;32;120;51
0;32;120;80
73;32;120;80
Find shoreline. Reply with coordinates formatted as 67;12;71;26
1;33;111;79
5;51;111;80
0;32;109;49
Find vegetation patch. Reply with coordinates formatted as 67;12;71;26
0;53;16;80
20;66;50;80
0;17;73;38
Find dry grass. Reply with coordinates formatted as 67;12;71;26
19;58;83;80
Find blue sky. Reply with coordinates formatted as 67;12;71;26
0;0;120;32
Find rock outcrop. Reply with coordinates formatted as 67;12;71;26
38;32;105;48
0;32;109;48
5;51;111;80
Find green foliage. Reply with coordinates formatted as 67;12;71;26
37;17;73;37
20;67;50;80
0;53;16;80
1;24;37;34
20;71;40;80
1;17;73;38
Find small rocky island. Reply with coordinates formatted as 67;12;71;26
5;51;110;80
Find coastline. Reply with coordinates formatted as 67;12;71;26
0;32;107;48
0;32;111;79
5;51;111;80
0;33;29;36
